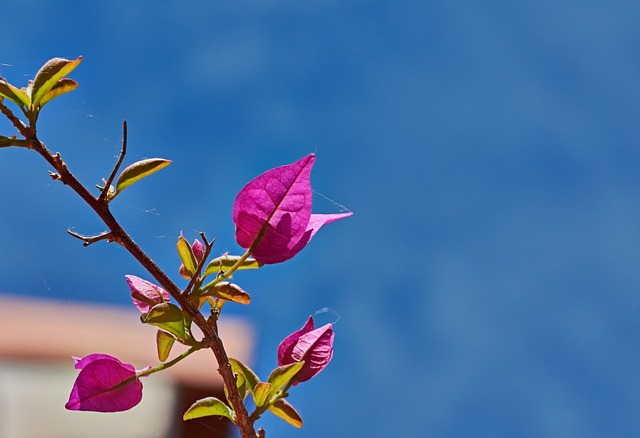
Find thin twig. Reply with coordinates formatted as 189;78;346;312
67;230;115;247
99;120;128;202
0;100;28;138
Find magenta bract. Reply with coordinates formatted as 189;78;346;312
65;354;143;412
232;154;352;264
191;238;205;262
126;275;170;313
278;316;334;385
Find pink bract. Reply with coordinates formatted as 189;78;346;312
126;275;170;313
191;238;205;262
65;354;143;412
232;154;352;264
278;316;334;385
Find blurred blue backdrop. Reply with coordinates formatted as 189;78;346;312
2;1;640;437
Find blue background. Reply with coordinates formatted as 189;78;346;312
2;1;640;437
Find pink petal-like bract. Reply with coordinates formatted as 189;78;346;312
191;238;205;262
277;316;334;385
65;354;143;412
278;316;315;365
126;275;170;313
232;154;352;264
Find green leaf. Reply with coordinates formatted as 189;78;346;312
253;382;272;408
156;330;176;362
225;371;248;401
201;282;250;305
267;362;304;398
141;303;187;340
0;79;30;108
268;399;303;428
203;255;262;279
177;235;197;278
113;158;171;199
237;375;248;400
31;56;82;107
228;358;260;395
37;78;78;108
183;397;235;422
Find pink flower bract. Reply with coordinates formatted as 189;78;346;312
232;154;352;264
278;316;334;385
126;275;170;313
190;238;205;262
65;354;143;412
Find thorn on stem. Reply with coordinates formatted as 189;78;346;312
98;120;127;202
181;233;215;298
199;231;210;247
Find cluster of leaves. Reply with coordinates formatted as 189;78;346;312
0;57;81;129
1;57;352;433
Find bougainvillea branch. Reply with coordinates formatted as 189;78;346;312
30;131;258;436
0;57;351;438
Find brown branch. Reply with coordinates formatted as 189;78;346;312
26;132;258;438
